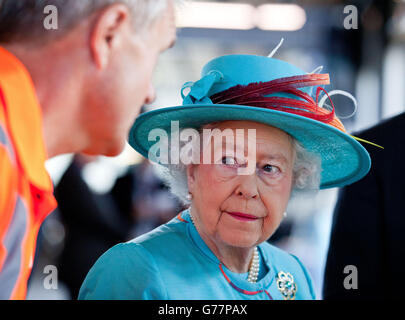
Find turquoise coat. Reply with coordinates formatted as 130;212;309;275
79;209;316;300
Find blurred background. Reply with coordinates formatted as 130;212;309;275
27;0;405;299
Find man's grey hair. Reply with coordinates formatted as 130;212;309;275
154;126;322;205
0;0;169;43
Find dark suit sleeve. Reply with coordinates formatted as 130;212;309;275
324;113;405;299
323;153;384;299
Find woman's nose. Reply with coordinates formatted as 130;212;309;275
235;175;259;199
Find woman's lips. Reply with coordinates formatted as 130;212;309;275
226;211;259;222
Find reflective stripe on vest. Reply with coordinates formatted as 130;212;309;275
0;197;28;300
0;122;15;162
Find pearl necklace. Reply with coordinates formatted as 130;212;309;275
247;247;260;283
189;213;260;283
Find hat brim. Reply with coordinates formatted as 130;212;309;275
128;104;371;189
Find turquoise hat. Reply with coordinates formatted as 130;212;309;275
128;54;371;189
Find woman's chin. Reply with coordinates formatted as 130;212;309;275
219;232;259;249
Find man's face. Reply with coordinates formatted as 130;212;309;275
82;2;176;156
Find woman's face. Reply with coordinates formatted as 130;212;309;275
187;120;295;249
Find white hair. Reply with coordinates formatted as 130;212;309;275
106;0;170;30
0;0;171;43
153;126;322;205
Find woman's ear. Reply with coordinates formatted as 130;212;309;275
187;164;197;194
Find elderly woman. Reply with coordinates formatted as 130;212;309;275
78;54;370;300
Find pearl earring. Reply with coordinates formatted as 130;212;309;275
186;193;193;201
283;212;287;218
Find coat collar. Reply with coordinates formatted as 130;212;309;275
0;46;53;192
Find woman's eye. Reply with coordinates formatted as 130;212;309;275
262;164;280;174
222;156;237;165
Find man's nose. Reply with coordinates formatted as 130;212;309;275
235;174;259;199
144;84;156;105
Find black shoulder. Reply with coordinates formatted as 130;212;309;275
357;112;405;142
354;112;405;158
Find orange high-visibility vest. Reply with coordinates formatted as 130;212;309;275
0;47;57;300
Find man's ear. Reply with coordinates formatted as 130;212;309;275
89;4;130;69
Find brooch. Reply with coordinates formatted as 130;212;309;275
276;271;297;300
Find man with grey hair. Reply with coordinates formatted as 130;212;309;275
0;0;176;299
